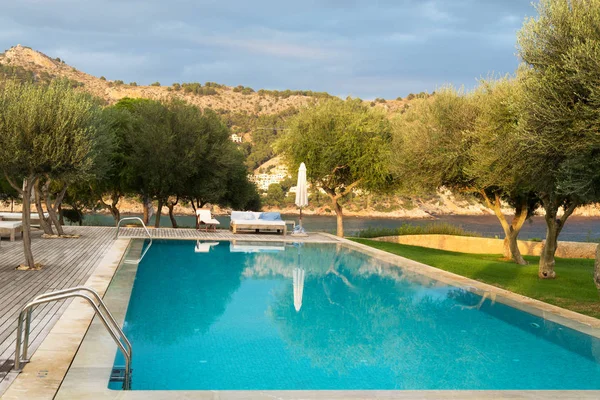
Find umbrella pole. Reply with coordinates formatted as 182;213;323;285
299;206;303;230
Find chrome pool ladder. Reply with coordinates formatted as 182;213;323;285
115;217;153;264
14;286;133;390
115;217;153;241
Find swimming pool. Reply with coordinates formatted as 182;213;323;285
108;240;600;391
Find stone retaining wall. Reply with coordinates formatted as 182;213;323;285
374;234;597;259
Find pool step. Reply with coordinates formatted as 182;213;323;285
110;366;131;384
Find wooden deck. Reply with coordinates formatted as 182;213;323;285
0;225;337;394
0;226;116;392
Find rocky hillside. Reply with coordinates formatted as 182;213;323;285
0;44;409;115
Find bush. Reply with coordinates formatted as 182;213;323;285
100;76;106;81
113;80;124;85
130;82;138;86
150;81;161;86
355;223;480;238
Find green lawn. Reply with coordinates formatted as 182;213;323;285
351;238;600;319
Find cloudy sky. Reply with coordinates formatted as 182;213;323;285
0;0;534;99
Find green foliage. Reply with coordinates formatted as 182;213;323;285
113;80;124;86
100;76;106;81
233;85;254;94
264;183;285;207
0;79;110;181
150;81;161;87
355;223;480;239
278;98;394;194
374;97;386;103
205;81;226;88
0;176;19;202
181;82;217;96
277;98;395;235
0;63;38;83
516;0;600;276
517;0;600;206
219;107;299;170
108;97;259;214
129;82;138;86
257;88;332;99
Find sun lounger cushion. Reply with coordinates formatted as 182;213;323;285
259;212;282;221
0;221;22;228
230;211;257;221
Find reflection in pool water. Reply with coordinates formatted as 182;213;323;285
110;240;600;390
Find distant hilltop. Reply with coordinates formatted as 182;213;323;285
0;44;414;116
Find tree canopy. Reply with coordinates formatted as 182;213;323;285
0;79;110;267
517;0;600;278
277;98;394;236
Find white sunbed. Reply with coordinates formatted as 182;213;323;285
229;211;287;235
196;210;220;232
0;212;49;227
0;220;23;242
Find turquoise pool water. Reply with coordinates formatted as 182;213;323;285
109;240;600;390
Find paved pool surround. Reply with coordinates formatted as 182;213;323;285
4;232;600;399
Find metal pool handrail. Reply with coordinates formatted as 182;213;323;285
14;287;133;390
115;217;153;241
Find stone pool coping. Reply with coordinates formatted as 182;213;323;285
5;236;600;399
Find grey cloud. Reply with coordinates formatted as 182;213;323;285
0;0;535;98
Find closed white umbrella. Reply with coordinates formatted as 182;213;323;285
294;162;308;234
293;267;305;312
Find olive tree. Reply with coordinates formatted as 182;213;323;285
277;98;394;237
0;79;107;268
393;85;537;265
517;0;600;278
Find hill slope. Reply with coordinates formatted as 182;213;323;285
0;44;409;115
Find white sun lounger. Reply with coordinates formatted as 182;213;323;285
229;211;287;235
196;210;220;232
0;212;49;227
0;220;23;241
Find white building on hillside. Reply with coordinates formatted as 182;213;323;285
250;165;289;191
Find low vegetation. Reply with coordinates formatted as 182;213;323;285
355;223;480;239
352;239;600;318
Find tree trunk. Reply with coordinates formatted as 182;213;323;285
110;206;120;226
58;203;64;225
167;196;179;228
142;195;150;225
481;192;527;265
33;181;54;235
190;199;198;229
333;199;344;237
594;244;600;290
168;205;178;228
99;192;121;226
538;200;577;279
154;199;163;228
21;177;37;268
42;181;65;236
539;217;559;279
